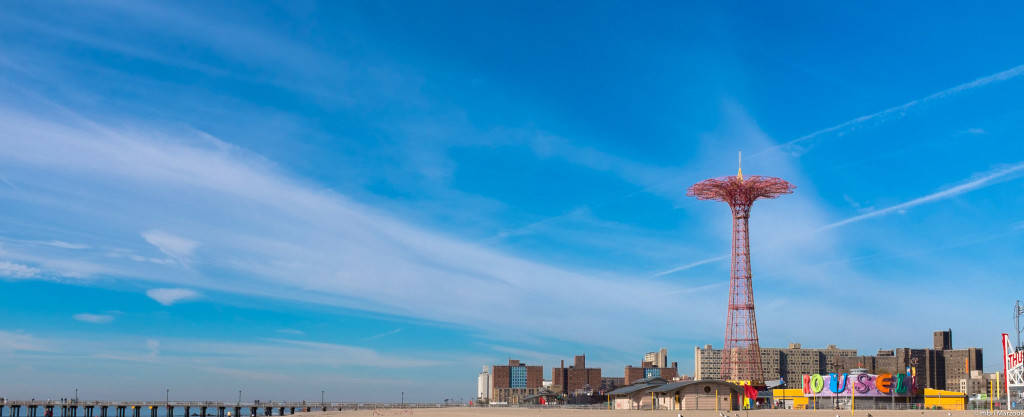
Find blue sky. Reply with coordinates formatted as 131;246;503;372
2;0;1024;403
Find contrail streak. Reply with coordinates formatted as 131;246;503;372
783;64;1024;151
648;255;729;279
820;162;1024;231
651;163;1024;278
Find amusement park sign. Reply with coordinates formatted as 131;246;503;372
802;372;915;397
1003;333;1023;406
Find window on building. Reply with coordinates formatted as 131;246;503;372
510;366;527;388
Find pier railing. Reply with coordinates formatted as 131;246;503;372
0;401;470;410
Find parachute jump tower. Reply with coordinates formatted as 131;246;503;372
687;152;795;383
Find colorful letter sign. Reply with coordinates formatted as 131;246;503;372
894;373;908;394
875;373;892;394
802;372;913;397
809;374;824;393
828;373;848;393
853;374;872;394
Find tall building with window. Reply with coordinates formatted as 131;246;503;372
490;359;543;404
477;366;491;403
643;348;668;369
837;330;983;393
695;343;856;386
552;355;602;396
695;330;983;392
624;358;678;385
934;329;952;350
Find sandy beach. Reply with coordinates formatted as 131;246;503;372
296;408;1000;417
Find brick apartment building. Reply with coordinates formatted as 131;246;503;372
490;359;543;404
624;359;678;385
694;330;985;395
551;355;602;396
837;329;983;393
695;343;856;387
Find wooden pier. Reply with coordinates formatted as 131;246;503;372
0;401;408;417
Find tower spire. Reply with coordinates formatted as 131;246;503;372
737;151;743;181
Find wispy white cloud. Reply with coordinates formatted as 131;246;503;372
477;343;566;367
277;329;306;336
105;249;175;265
0;240;114;278
34;258;116;278
3;330;448;371
146;288;200;306
265;339;445;368
821;162;1024;230
73;313;114;324
0;108;719;348
93;337;449;369
488;206;702;272
0;260;41;279
0;330;49;352
0;2;354;104
0;328;475;400
142;230;199;262
46;240;90;249
780;64;1024;154
189;365;283;382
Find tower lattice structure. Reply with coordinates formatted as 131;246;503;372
687;157;794;383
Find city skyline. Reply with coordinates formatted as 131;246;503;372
2;1;1024;403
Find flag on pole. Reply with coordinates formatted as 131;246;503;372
744;384;758;400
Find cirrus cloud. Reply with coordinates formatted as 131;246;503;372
0;261;42;279
146;288;201;306
73;313;115;324
142;230;199;262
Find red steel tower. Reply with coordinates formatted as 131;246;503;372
687;153;794;383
